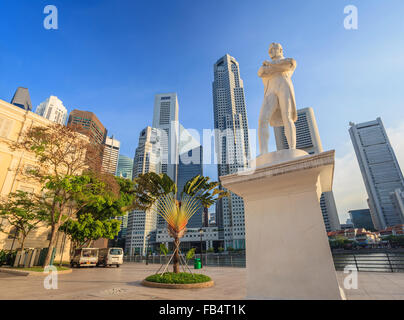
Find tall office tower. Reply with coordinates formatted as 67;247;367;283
212;54;250;249
176;124;203;228
102;136;120;174
126;126;161;255
152;93;179;183
349;118;404;230
116;154;133;179
10;87;32;111
390;189;404;222
67;109;107;145
35;96;68;125
349;209;375;231
114;213;128;248
274;107;341;232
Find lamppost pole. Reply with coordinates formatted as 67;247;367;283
199;228;204;268
146;234;150;265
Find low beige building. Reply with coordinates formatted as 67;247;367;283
0;98;71;261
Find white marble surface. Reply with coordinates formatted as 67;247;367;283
221;151;343;300
258;43;298;154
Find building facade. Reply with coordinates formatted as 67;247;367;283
116;154;133;180
101;136;120;175
125;126;162;255
274;107;341;232
349;118;404;230
212;54;250;249
10;87;32;111
67;109;107;145
390;189;404;224
349;209;375;231
152;93;179;183
35;96;68;125
0;98;70;259
177;124;204;229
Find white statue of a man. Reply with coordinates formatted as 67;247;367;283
258;43;297;155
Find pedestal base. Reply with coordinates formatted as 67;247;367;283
250;149;309;168
220;150;343;300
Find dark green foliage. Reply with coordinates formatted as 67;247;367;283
0;250;17;266
385;235;404;247
132;172;177;211
59;213;121;248
146;272;211;284
0;191;48;251
181;175;228;209
59;175;135;249
329;236;354;249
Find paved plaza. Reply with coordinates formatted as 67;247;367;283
0;263;404;300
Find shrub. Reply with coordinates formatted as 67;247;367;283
0;250;17;266
146;272;211;284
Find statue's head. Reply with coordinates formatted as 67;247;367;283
269;43;284;60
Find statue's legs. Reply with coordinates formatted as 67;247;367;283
279;92;296;149
258;120;269;155
258;100;271;155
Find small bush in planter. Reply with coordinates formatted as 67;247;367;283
146;272;211;284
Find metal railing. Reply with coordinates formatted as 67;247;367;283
332;251;404;272
124;253;246;268
124;250;404;272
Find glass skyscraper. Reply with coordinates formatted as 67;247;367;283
177;124;203;228
274;107;341;232
349;118;404;230
116;154;133;180
349;209;375;231
212;54;250;249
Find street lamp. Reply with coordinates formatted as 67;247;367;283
146;234;151;265
199;228;204;268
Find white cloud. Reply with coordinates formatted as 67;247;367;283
333;121;404;225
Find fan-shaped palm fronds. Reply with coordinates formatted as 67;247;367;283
153;193;201;237
181;175;229;208
132;172;229;274
132;172;177;211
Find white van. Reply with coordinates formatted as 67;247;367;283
97;248;123;267
70;248;99;267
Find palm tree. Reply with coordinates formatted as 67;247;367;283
133;173;228;273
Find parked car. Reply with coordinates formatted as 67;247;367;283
97;248;123;267
70;248;99;267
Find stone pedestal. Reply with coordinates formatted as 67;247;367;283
220;150;343;300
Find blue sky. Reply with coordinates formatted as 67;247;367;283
1;0;404;222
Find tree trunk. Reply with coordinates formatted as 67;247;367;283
173;237;180;274
43;225;57;267
19;236;27;253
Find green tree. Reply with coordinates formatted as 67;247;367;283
59;213;121;249
9;124;107;267
60;175;135;251
0;191;47;253
385;235;404;247
329;236;354;249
